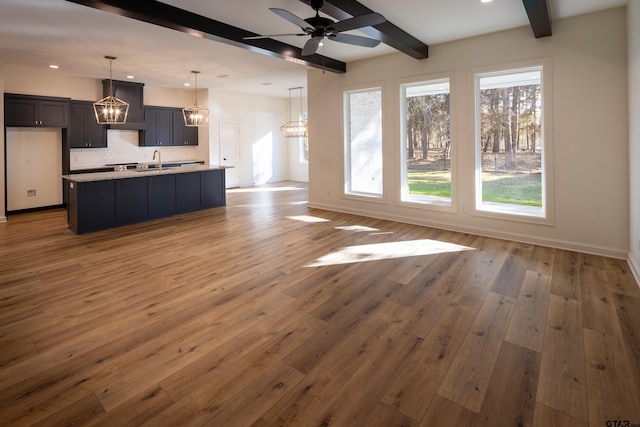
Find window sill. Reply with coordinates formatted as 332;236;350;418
474;201;552;225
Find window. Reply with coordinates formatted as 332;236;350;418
400;78;452;207
344;87;383;197
474;65;549;220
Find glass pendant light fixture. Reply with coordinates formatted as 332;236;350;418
93;56;129;124
281;87;307;138
183;71;209;127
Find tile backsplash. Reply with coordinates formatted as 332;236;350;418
70;130;199;169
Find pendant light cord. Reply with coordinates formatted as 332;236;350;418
194;71;198;104
105;55;117;97
299;87;303;122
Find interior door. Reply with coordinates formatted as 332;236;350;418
220;121;240;188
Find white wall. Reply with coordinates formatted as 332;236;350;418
206;90;290;187
629;0;640;282
308;8;630;258
6;128;63;210
288;135;309;182
4;64;100;100
288;95;309;182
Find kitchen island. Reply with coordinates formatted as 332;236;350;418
63;165;226;234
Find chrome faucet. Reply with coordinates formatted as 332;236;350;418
153;149;162;172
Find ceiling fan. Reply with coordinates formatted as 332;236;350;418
245;0;386;56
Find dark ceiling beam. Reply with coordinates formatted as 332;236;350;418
522;0;552;38
64;0;346;74
299;0;429;59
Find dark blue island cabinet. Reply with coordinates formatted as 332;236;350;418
64;167;225;234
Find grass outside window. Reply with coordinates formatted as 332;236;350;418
407;169;542;207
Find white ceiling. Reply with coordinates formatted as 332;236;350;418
0;0;628;97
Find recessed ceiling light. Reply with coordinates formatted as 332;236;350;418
126;75;134;79
49;65;59;69
184;83;191;86
481;0;493;3
217;74;229;78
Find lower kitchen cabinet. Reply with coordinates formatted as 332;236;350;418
177;173;201;213
67;180;116;234
65;168;225;234
116;178;149;223
149;174;176;218
202;169;225;207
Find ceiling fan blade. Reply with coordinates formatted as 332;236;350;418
302;36;323;56
328;12;385;33
270;8;313;32
329;33;381;48
244;33;306;40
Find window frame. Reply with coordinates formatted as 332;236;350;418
342;84;385;201
471;59;554;225
398;73;456;213
299;112;309;164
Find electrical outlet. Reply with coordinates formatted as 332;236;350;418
27;189;36;197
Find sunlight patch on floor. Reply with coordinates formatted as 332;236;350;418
306;239;474;267
287;215;331;223
335;225;380;232
226;186;304;193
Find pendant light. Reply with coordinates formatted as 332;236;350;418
281;87;307;138
93;56;129;125
183;71;209;127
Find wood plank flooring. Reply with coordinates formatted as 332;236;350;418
1;181;639;426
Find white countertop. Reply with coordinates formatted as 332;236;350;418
69;160;205;172
63;165;228;182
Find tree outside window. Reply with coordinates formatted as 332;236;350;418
475;67;545;217
400;79;451;206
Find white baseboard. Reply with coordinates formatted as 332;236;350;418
0;215;6;223
629;253;640;288
308;202;629;260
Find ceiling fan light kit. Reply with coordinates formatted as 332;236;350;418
93;56;129;125
245;0;386;56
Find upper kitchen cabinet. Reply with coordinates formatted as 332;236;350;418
141;106;173;146
172;110;198;146
141;107;198;146
4;94;69;127
69;101;107;148
102;80;144;130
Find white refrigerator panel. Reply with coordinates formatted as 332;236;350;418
6;128;63;211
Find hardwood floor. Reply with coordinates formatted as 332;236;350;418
1;181;639;426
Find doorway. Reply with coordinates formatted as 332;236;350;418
220;121;240;188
